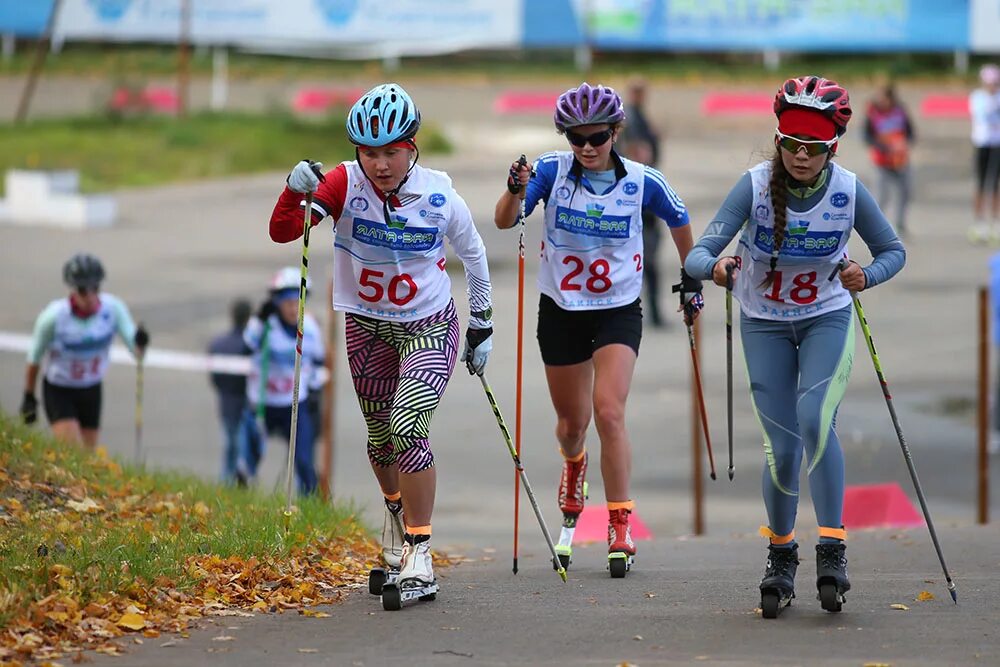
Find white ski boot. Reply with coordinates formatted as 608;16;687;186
381;539;439;611
368;499;404;596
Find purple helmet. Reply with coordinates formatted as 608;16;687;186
553;82;625;132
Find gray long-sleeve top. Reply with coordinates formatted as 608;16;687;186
684;165;906;289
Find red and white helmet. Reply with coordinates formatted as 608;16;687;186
773;75;852;136
270;266;311;292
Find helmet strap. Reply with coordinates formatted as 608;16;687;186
354;145;420;226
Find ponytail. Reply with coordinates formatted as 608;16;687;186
759;151;788;289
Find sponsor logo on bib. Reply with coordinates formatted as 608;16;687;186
428;193;446;207
555;205;631;239
556;186;572;200
349;197;369;211
352;218;437;251
623;181;639;195
830;192;850;208
754;204;770;221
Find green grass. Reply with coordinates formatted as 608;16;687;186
0;111;451;195
0;42;993;84
0;412;370;629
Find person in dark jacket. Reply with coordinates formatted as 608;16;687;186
208;298;252;483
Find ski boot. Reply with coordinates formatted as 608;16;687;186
759;544;799;619
815;543;850;613
554;451;588;571
368;497;404;596
381;539;439;611
607;507;636;578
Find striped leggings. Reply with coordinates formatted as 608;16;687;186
346;300;460;474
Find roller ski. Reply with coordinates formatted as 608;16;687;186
381;539;438;611
607;507;636;578
815;543;850;613
554;452;588;571
759;544;799;619
368;497;404;596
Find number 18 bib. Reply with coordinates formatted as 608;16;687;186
735;161;855;321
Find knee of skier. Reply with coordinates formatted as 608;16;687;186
556;416;589;450
592;395;626;439
393;436;434;474
367;440;396;468
769;445;802;491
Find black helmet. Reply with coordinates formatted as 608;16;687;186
63;253;105;289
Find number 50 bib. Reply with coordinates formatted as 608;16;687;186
539;153;646;311
735;161;855;321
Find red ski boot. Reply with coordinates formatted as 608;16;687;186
607;506;636;578
555;451;588;570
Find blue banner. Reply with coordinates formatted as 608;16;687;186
0;0;55;36
529;0;970;52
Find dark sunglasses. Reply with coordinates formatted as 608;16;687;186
565;128;614;148
775;130;837;157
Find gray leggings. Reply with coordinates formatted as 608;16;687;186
741;305;855;540
876;165;911;233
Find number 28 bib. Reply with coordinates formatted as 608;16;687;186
735;161;855;321
539;153;646;311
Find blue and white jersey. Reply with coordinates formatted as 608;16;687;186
245;313;324;408
735;161;855;320
524;150;688;310
28;294;137;388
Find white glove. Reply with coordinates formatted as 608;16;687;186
462;327;493;376
287;160;323;194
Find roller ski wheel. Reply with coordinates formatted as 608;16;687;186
381;580;439;611
815;543;850;613
759;544;798;620
554;546;572;571
368;567;399;596
608;552;633;578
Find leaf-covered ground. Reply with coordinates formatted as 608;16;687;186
0;413;436;665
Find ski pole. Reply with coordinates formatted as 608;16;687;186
135;353;144;466
830;260;957;603
513;153;528;575
478;372;567;582
685;321;717;481
726;264;734;481
284;186;320;533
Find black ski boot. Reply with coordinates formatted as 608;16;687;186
760;544;798;619
815;542;850;612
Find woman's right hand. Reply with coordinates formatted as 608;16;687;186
506;156;532;197
712;256;741;288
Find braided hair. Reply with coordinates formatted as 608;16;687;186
759;150;788;289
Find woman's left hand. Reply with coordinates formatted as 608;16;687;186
838;260;867;292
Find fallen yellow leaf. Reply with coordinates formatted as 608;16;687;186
298;648;319;653
116;612;147;631
301;610;330;618
890;603;909;611
916;591;935;602
863;663;891;667
66;498;101;513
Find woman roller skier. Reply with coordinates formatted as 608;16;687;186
269;83;494;610
684;76;906;617
21;253;148;449
496;82;701;577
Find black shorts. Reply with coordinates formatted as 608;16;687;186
43;379;102;429
975;145;1000;194
536;294;643;366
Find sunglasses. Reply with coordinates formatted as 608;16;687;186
775;130;837;157
565;128;614;148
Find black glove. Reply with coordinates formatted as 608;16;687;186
20;392;37;425
134;324;150;349
672;268;705;324
506;154;532;195
257;299;278;321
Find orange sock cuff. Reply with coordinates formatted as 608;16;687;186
818;526;847;540
759;526;795;545
404;524;431;536
383;491;401;502
607;500;634;511
560;448;586;463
